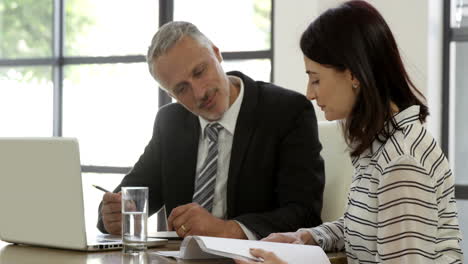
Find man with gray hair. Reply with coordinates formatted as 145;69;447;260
97;21;324;240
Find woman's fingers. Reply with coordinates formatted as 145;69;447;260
249;248;287;264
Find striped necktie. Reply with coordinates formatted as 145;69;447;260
193;122;223;212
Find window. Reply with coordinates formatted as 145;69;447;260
0;0;273;233
174;0;273;82
443;0;468;254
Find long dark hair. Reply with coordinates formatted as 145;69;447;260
300;0;428;156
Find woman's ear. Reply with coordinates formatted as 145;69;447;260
347;70;360;91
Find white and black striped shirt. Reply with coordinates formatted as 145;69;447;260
307;105;463;263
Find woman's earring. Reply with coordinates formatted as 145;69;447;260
352;83;358;90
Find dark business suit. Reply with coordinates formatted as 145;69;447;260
98;71;325;238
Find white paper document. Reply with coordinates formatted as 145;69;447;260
154;235;331;264
148;231;181;240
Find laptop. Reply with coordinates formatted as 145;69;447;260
0;137;167;251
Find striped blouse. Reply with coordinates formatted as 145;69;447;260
306;105;463;263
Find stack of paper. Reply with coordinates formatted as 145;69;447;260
155;235;331;264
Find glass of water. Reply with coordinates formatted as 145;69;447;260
121;186;148;254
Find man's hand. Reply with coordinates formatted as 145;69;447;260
101;192;122;235
262;230;316;245
167;203;246;239
234;248;288;264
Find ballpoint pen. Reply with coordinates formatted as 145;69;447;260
92;184;111;193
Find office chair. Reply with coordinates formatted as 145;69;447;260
318;121;354;222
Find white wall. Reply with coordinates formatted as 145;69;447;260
427;0;444;145
273;0;317;95
274;0;442;140
273;0;324;120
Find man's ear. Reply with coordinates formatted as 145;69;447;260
162;87;176;99
212;44;223;63
154;77;174;99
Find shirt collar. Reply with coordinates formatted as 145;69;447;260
381;105;421;135
391;105;421;127
355;105;422;161
199;75;244;137
365;105;422;158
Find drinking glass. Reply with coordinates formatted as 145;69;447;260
121;187;148;254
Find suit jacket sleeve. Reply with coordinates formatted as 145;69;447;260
97;112;164;233
232;98;325;238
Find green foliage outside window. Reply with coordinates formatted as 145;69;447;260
0;0;93;81
254;0;271;48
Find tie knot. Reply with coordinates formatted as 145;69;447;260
205;123;223;142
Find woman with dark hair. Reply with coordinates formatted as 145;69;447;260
236;1;463;263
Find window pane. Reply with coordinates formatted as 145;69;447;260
64;0;158;57
456;199;468;256
82;173;125;234
0;0;53;59
0;67;53;136
452;0;468;27
452;43;468;185
63;63;159;167
222;59;271;82
174;0;271;51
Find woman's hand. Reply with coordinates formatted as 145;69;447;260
262;230;316;245
234;248;287;264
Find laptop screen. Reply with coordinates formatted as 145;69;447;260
0;138;89;250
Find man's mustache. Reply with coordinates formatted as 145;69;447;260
197;89;216;108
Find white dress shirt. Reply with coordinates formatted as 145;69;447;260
196;75;257;240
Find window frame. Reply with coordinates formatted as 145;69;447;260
0;0;274;175
442;0;468;199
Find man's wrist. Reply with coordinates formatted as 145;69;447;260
221;220;247;239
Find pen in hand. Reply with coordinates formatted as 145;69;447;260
92;184;111;193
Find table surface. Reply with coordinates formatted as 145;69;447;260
0;240;347;264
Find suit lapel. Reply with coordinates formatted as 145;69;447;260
175;112;200;203
226;72;258;216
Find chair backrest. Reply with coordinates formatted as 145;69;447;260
318;121;354;222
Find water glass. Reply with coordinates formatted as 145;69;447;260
121;186;148;254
